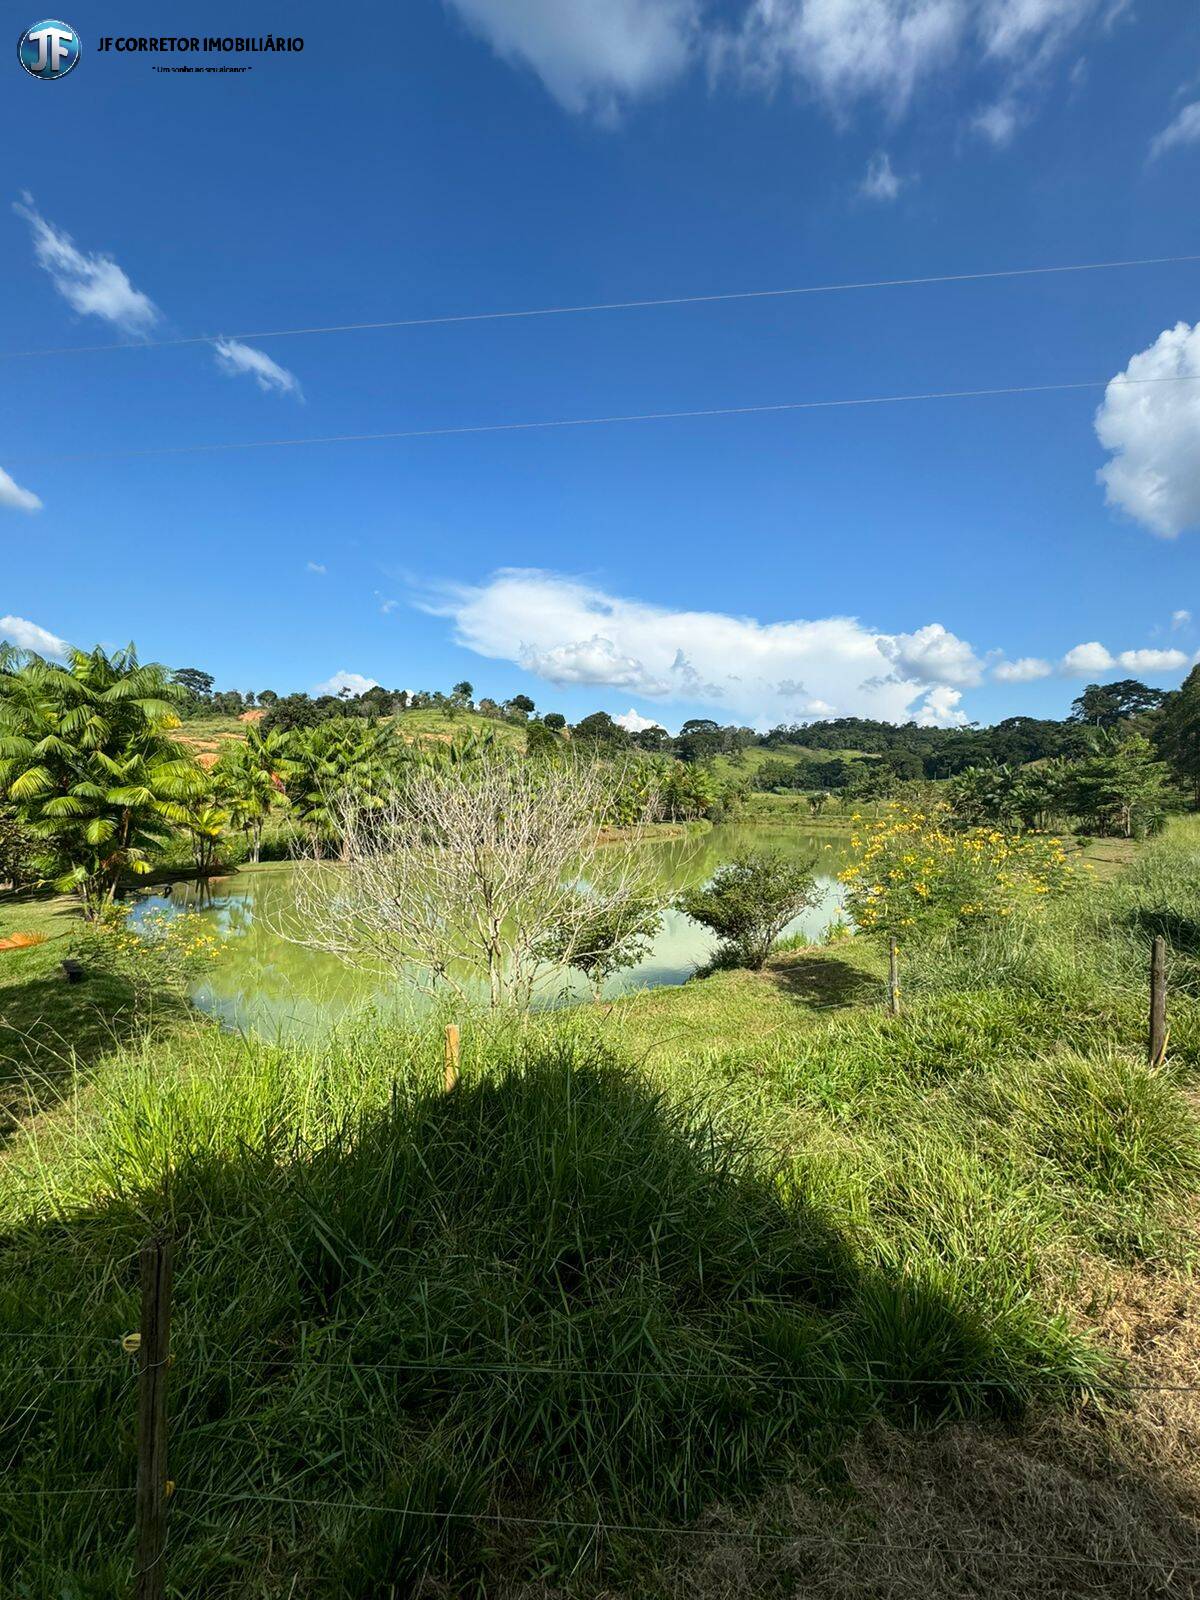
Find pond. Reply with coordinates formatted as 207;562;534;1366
131;823;852;1037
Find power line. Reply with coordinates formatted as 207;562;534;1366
2;251;1197;361
20;373;1200;467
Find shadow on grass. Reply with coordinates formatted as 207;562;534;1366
0;1042;1138;1596
1128;905;1200;958
760;951;879;1010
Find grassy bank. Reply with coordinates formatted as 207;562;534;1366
1;826;1200;1594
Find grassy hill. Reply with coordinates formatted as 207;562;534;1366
711;742;869;784
174;706;529;766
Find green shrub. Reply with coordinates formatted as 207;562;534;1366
680;850;820;967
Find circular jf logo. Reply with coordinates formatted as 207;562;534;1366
18;19;81;79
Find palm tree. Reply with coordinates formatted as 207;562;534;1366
182;799;231;876
213;725;288;862
282;718;400;858
0;645;205;916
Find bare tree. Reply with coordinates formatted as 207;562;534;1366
279;756;663;1010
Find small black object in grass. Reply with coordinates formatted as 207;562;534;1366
61;959;85;984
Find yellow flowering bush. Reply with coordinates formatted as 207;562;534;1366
73;903;223;1005
840;803;1078;942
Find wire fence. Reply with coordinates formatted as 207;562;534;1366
4;1318;1200;1572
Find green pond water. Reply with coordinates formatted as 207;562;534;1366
132;824;852;1037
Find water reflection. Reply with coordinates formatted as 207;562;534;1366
130;824;851;1038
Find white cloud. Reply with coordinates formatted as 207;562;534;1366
13;193;160;334
306;561;327;574
860;151;906;200
1172;609;1191;629
971;97;1022;145
0;467;42;513
213;338;302;399
419;568;990;727
442;0;698;118
0;615;69;658
718;0;1111;127
1117;647;1189;673
1059;640;1192;678
720;0;964;116
915;686;968;726
442;0;1114;131
520;634;674;694
1094;320;1200;538
312;670;379;697
1060;641;1114;675
992;656;1052;682
879;622;983;686
1149;101;1200;161
614;706;664;732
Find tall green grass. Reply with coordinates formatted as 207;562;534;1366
1;824;1199;1595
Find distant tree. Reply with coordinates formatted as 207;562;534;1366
680;851;820;969
258;690;279;706
676;718;722;763
1064;731;1173;838
173;667;214;700
1070;679;1165;727
1156;664;1200;806
282;718;400;858
542;712;566;731
572;712;628;750
451;680;474;707
261;693;325;734
213;725;290;862
182;799;231;876
630;725;670;752
505;693;536;719
526;719;563;758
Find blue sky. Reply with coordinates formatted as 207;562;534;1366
3;0;1200;731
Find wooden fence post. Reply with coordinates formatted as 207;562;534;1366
1149;934;1167;1068
134;1236;172;1600
887;938;900;1017
444;1023;461;1093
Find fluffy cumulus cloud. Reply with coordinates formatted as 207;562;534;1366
1060;640;1114;675
1058;641;1190;677
13;193;160;334
1094;321;1200;538
0;466;42;513
992;656;1052;682
879;622;983;686
1117;647;1189;673
312;670;379;697
419;568;989;728
213;338;303;398
442;0;699;117
1149;101;1200;161
0;615;69;658
614;706;664;732
915;685;968;727
860;151;906;200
